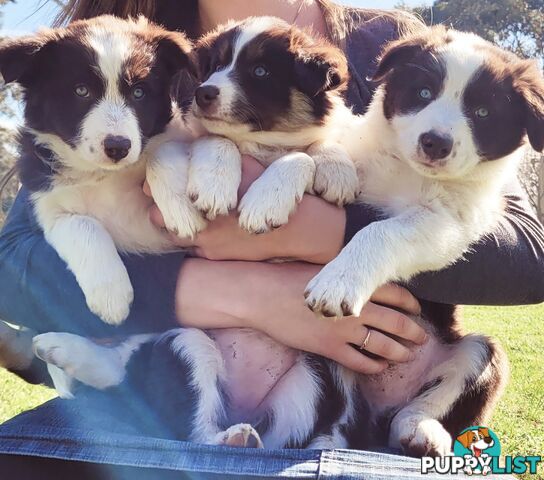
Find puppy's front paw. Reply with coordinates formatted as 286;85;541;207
396;418;452;457
238;184;299;234
187;169;238;220
304;259;371;318
160;198;207;240
313;160;359;206
83;270;134;325
213;424;264;448
188;138;241;220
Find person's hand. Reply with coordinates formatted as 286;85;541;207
176;259;426;374
144;155;346;264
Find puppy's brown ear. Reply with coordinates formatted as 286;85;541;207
0;34;49;85
371;25;448;83
153;30;197;79
292;30;348;97
513;60;544;152
372;40;421;83
193;21;238;82
456;431;473;449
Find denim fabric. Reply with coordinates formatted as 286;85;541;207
0;393;514;480
0;407;494;479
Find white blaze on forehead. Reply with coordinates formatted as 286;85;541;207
438;33;487;102
206;16;284;82
85;25;132;99
232;16;283;65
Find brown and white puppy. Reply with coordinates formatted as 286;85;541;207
305;26;544;318
184;16;359;233
0;16;201;327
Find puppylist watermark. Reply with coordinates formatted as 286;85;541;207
420;426;541;476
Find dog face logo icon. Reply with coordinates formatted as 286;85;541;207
454;426;501;475
456;427;495;457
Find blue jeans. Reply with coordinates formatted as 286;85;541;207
0;397;461;480
0;384;515;479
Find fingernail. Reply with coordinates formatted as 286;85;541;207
423;333;430;343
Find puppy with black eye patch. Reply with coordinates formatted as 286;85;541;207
0;15;203;326
182;16;359;233
305;25;544;318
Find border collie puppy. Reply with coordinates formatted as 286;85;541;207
0;16;201;326
305;26;544;318
184;16;359;233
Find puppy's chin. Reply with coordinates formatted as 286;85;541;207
403;153;475;181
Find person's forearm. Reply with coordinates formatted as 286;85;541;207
175;258;320;330
175;258;425;373
408;195;544;305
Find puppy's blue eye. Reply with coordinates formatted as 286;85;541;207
74;85;89;97
132;86;145;100
418;87;433;100
253;65;269;78
475;107;489;118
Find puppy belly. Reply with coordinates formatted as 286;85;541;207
359;335;453;414
208;328;299;421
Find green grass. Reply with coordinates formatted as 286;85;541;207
0;305;542;478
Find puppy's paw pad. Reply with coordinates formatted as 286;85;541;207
214;424;264;448
304;267;368;319
238;193;292;234
32;333;73;370
187;174;238;220
161;202;207;239
313;162;359;206
399;419;452;457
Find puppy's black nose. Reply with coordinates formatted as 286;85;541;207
419;131;453;161
484;436;493;444
104;135;131;162
195;85;220;109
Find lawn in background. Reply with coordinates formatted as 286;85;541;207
0;304;542;478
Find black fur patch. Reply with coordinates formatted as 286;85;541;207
17;132;59;192
463;65;529;161
380;50;446;120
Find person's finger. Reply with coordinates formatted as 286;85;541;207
371;283;421;315
333;344;388;374
352;325;414;363
149;203;166;228
361;303;428;345
143;180;152;197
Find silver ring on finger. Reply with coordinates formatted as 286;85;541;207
359;328;372;351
